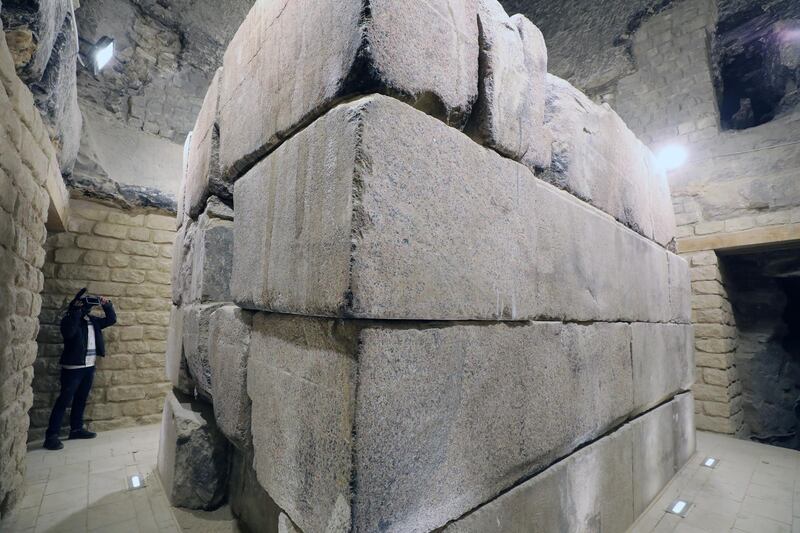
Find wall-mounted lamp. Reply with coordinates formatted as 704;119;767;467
656;144;689;172
90;36;115;74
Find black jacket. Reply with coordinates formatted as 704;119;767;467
59;303;117;366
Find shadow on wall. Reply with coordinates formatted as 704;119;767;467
722;246;800;449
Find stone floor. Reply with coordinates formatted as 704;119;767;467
632;431;800;533
1;425;798;532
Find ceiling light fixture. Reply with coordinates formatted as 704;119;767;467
91;36;115;74
656;144;689;172
701;456;719;468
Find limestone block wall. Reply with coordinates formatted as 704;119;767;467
0;26;63;519
158;1;695;531
29;199;176;441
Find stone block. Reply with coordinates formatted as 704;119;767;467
233;95;676;323
445;393;694;533
247;313;634;533
631;392;695;516
631;323;694;413
544;74;675;247
668;252;691;323
171;223;192;306
186;68;228;219
157;390;229;510
165;305;193;395
219;0;479;179
209;306;253;450
182;303;224;401
443;422;634;533
468;0;549;166
188;212;233;304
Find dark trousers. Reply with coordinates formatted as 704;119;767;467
46;366;95;440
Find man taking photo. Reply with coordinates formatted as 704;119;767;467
44;288;117;451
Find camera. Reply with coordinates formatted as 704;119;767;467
81;295;102;306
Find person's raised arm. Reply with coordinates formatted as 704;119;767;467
96;297;117;329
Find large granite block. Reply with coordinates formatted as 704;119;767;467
444;393;694;533
544;74;676;247
172;209;233;306
247;313;635;533
632;323;694;413
185;68;229;219
233;95;678;323
469;0;549;166
219;0;479;179
632;393;696;515
209;305;253;450
182;303;225;401
157;390;229;510
188;212;233;304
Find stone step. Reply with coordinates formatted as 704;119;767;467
232;95;688;323
245;313;694;533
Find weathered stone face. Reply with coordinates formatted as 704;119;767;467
165;305;193;395
188;212;233;304
182;303;225;401
247;313;642;533
544;74;676;247
157;390;229;510
631;323;694;413
219;0;479;179
172;209;233;306
185;68;228;219
632;392;696;515
233;95;680;323
208;305;252;449
469;0;550;167
443;393;694;533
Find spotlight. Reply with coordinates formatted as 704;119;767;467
655;144;689;172
666;499;692;517
91;36;115;74
701;456;719;468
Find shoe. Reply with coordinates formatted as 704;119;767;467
43;438;63;450
68;428;97;440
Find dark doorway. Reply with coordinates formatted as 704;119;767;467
721;246;800;449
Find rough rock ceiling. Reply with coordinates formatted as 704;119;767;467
75;0;254;143
502;0;800;96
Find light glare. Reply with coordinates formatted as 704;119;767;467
94;41;114;71
656;144;689;171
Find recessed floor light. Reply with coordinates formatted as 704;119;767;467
127;473;145;490
666;499;692;517
701;456;719;468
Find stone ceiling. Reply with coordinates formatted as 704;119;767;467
75;0;254;143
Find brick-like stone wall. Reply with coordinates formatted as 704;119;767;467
0;26;61;519
30;199;176;441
